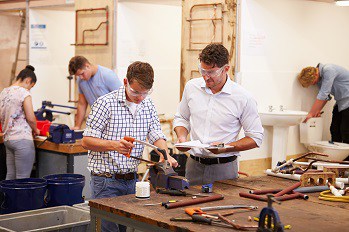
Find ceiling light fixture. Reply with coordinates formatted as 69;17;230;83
336;0;349;6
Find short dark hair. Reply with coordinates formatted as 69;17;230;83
68;56;90;75
199;43;229;68
126;61;154;89
17;65;37;83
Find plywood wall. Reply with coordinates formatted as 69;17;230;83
74;0;115;68
0;12;27;90
180;0;237;96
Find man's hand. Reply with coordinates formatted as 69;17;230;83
115;138;135;156
167;155;179;168
71;126;80;130
176;136;191;152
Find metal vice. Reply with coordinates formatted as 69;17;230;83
149;162;189;191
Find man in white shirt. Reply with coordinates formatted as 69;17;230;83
173;43;263;185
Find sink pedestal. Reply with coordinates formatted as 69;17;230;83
271;126;289;167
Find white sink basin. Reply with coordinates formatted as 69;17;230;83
259;110;308;127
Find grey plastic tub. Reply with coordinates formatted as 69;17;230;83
0;206;90;232
72;202;89;211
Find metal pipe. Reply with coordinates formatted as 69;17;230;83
239;192;267;202
274;182;301;197
275;192;303;201
164;194;224;209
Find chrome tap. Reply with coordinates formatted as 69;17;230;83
268;105;275;112
279;105;285;112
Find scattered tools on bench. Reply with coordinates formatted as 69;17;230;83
257;194;284;232
164;194;224;209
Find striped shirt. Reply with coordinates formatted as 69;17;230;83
83;86;166;174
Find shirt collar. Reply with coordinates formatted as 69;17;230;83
200;75;234;95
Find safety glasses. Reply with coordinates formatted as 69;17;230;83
198;64;227;78
126;81;153;97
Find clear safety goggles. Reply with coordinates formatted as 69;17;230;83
127;81;153;97
198;64;227;78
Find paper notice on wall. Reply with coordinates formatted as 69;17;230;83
30;24;47;49
244;30;266;56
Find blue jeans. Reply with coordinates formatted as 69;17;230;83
91;175;137;232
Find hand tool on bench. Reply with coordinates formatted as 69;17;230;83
254;217;291;230
170;214;235;229
144;199;178;206
156;188;209;197
124;136;190;191
164;194;224;209
185;205;258;217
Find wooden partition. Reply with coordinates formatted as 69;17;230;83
180;0;237;97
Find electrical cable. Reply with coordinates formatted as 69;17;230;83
318;190;349;203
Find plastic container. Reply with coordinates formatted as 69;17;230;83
36;120;51;136
72;202;89;211
0;205;90;232
0;178;47;214
43;174;85;207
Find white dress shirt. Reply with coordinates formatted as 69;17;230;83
174;76;263;158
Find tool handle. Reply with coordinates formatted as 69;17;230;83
185;208;204;216
191;215;212;224
156;188;186;196
157;148;168;160
123;136;135;158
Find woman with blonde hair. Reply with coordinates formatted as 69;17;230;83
0;65;40;179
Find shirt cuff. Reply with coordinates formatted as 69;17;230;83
173;119;190;132
83;127;103;138
245;132;263;147
148;130;166;145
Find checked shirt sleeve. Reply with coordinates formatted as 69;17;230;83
83;98;111;139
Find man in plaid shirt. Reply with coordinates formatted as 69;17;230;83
82;61;178;232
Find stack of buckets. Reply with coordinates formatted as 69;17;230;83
0;174;85;214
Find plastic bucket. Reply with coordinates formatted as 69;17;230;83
0;178;47;214
43;174;85;207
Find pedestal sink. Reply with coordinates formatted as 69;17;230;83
259;110;308;167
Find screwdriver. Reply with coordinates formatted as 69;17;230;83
170;214;234;228
144;200;178;206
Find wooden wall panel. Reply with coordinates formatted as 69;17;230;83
180;0;237;97
74;0;115;68
0;13;25;90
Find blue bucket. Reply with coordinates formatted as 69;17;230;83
0;178;47;214
43;174;85;207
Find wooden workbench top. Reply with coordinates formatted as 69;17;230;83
89;176;349;232
34;137;87;154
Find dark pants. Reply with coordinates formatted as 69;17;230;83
330;105;349;143
330;105;349;160
0;143;6;181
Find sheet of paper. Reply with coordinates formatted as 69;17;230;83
174;140;234;150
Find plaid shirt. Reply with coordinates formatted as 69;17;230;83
83;86;166;174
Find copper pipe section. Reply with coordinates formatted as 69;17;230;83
249;189;281;195
164;194;224;209
217;213;257;231
74;6;109;46
274;181;301;197
275;192;303;201
239;192;267;202
308;157;349;165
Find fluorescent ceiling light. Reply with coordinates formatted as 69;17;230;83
336;0;349;6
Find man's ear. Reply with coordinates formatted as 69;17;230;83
123;78;127;85
225;65;230;72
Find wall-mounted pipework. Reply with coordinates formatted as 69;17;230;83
72;6;109;46
67;75;78;103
